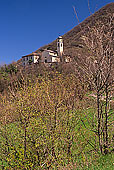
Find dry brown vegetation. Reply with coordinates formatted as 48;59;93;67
0;3;114;169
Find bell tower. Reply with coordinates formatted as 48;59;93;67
57;36;63;58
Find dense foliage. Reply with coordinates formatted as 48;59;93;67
0;68;114;169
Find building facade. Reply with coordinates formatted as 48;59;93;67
22;52;40;66
41;36;63;64
41;49;59;63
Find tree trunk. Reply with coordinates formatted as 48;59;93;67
97;91;102;153
104;84;108;154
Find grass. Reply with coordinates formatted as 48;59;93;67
0;104;114;169
91;153;114;170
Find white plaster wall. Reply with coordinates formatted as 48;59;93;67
49;52;57;56
42;50;58;63
57;38;63;56
52;57;60;62
65;58;69;63
33;56;39;63
42;50;54;63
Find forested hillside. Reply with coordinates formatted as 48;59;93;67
0;3;114;169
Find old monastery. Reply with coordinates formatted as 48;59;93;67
22;36;71;66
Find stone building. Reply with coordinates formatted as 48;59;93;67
22;52;40;66
41;49;60;63
22;36;71;66
41;36;64;63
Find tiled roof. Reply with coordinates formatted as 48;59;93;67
22;52;39;58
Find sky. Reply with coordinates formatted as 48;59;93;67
0;0;113;65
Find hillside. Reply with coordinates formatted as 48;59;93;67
34;2;114;58
1;3;114;94
0;3;114;169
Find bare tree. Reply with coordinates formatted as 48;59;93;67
79;14;114;154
